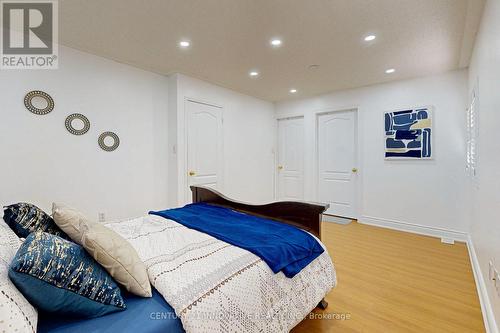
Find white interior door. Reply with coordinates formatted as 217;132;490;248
277;117;304;201
317;110;358;218
186;100;223;202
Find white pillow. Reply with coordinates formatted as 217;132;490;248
52;203;152;297
0;222;38;333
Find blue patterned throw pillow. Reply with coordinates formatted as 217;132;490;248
3;203;69;239
9;232;126;318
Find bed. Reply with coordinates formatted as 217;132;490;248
38;186;336;332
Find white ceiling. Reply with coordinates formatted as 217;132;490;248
59;0;485;102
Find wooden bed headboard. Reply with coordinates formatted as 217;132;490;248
190;186;329;239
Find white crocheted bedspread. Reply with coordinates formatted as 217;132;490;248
105;215;336;333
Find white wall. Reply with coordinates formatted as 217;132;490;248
168;74;276;206
276;70;469;236
0;45;170;221
468;0;500;329
0;47;276;220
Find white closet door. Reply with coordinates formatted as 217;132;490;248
186;100;223;202
277;117;304;201
317;110;358;218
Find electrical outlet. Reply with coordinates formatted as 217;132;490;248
489;260;495;280
494;270;500;297
98;212;105;223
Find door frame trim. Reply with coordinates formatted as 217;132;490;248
314;108;361;219
275;116;305;201
184;97;224;203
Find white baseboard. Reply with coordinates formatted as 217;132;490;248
358;214;498;333
358;215;468;242
467;236;499;333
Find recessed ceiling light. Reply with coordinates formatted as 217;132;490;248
270;39;282;47
179;40;190;48
364;35;376;42
290;89;297;94
385;68;396;74
249;71;259;77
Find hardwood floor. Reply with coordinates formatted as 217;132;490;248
293;221;484;333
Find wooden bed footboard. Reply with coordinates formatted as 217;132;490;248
190;186;329;239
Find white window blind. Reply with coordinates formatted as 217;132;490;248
466;90;477;177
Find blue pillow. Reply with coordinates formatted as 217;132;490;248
3;203;69;239
9;232;126;318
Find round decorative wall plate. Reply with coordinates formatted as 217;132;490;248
24;90;54;115
65;113;90;135
98;132;120;152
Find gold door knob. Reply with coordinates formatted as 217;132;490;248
352;168;358;173
189;171;196;176
278;165;284;170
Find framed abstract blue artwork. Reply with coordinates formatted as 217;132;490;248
384;107;432;159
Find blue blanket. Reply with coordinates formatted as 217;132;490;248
150;203;324;278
